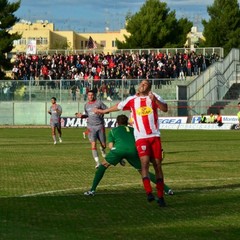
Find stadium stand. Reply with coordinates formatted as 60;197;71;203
0;50;220;102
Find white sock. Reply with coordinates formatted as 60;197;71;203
94;157;100;164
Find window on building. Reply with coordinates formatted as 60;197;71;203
85;41;88;47
100;41;106;47
42;38;48;44
112;40;116;47
36;37;48;45
22;38;27;45
28;37;36;42
13;40;18;46
81;41;84;48
13;38;27;45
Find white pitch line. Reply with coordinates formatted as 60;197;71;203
1;177;240;198
19;183;138;197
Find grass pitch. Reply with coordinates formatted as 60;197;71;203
0;128;240;240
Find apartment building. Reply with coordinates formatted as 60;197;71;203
9;20;129;54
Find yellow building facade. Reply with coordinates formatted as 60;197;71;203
9;20;223;59
9;20;129;54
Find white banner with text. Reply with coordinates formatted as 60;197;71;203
61;117;233;130
191;115;238;124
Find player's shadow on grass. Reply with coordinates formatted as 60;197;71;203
166;150;201;155
166;138;239;143
178;183;240;194
164;159;240;165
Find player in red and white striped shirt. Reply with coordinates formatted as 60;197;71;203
94;79;168;207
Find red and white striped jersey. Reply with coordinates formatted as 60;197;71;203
117;93;166;140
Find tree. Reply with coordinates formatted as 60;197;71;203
116;0;192;49
0;0;21;79
202;0;240;55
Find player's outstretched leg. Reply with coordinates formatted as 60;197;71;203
84;164;107;196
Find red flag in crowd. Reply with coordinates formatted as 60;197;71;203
87;36;97;49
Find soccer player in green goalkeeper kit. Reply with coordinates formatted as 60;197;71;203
84;114;173;206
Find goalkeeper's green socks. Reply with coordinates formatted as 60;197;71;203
90;164;107;192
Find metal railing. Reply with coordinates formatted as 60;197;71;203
186;48;240;115
0;78;179;102
10;47;224;59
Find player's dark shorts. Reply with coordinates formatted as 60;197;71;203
105;148;141;170
88;125;106;143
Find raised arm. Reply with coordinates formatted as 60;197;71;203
149;92;168;112
94;104;119;114
154;99;168;112
75;112;88;118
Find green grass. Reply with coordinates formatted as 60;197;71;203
0;128;240;240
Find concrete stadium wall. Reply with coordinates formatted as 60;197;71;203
0;102;119;126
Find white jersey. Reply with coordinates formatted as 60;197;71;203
117;93;166;140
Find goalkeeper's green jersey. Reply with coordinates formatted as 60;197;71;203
108;125;136;153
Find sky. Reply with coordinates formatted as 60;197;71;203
10;0;220;32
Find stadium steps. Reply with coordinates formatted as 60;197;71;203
207;83;240;115
219;100;240;115
207;101;231;114
223;83;240;100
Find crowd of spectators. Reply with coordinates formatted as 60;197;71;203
4;50;220;101
11;50;220;82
